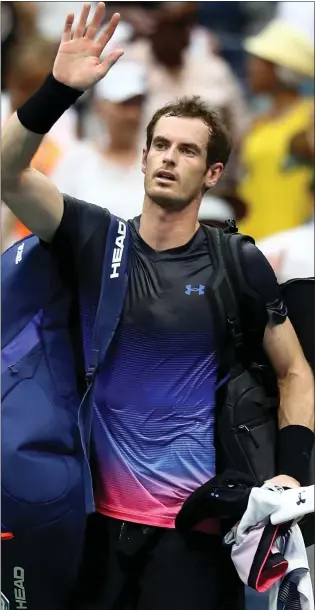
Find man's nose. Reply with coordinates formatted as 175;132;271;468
162;146;177;166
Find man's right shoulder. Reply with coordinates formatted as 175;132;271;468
62;194;111;230
53;194;111;257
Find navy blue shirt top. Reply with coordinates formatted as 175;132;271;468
53;196;287;527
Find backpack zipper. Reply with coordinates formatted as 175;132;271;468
238;424;260;449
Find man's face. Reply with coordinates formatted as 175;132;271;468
142;115;222;211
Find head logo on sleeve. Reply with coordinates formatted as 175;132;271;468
110;220;127;279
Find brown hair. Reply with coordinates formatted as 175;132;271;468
146;96;232;167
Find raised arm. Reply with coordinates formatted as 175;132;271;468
1;2;123;243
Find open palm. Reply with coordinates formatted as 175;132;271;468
53;2;124;91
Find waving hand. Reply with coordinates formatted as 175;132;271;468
53;2;124;90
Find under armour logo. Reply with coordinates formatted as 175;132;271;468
185;285;205;296
296;491;306;506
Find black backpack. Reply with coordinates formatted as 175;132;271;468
202;221;314;547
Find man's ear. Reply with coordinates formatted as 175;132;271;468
141;148;148;175
204;163;224;189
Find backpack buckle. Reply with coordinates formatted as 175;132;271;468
224;219;238;234
85;349;99;386
227;318;243;349
85;364;97;386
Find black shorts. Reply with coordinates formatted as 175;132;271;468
70;513;245;610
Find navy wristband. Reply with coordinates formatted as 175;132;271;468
277;425;314;486
17;73;83;135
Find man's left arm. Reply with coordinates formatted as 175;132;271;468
241;240;315;488
263;318;314;488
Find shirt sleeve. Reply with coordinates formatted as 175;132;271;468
257;235;288;285
240;240;288;328
51;194;111;290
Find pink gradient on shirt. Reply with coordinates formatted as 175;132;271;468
94;449;215;528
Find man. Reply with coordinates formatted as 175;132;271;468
52;60;147;219
1;4;314;610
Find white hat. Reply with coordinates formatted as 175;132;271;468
198;196;235;223
94;61;148;103
245;19;314;78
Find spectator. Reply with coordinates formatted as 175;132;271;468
3;37;62;172
2;35;78;160
36;2;95;40
257;198;314;282
123;2;249;147
237;19;314;241
1;1;38;91
52;61;147;219
198;192;247;229
258;115;314;283
195;2;277;86
1;35;78;249
104;2;163;38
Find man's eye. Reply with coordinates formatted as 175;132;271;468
155;142;166;150
183;149;195;156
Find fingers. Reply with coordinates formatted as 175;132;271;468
97;48;124;79
73;3;91;39
85;1;105;40
61;13;74;43
96;12;120;52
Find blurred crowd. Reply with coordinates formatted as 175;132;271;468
1;1;314;273
1;3;314;606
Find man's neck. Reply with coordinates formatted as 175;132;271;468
139;197;200;251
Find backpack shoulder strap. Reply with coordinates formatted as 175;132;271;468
85;214;130;384
202;224;255;373
222;229;256;302
203;225;243;351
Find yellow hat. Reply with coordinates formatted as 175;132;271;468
244;20;314;78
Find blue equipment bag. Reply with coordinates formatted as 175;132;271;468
1;215;130;610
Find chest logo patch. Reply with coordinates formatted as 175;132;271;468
185;285;205;296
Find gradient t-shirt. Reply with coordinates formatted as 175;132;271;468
53;196;287;528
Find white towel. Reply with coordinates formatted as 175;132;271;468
225;484;314;610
